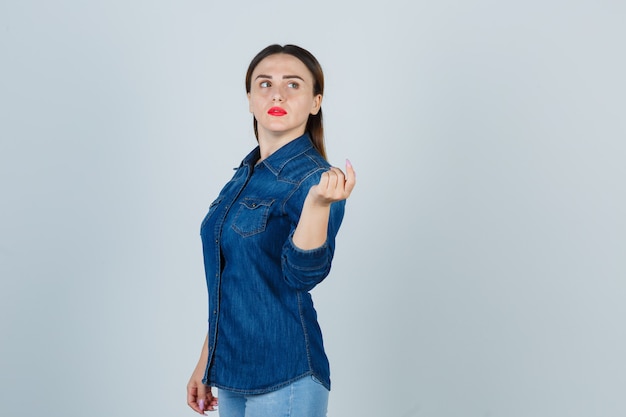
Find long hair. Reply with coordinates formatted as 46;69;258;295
245;44;327;160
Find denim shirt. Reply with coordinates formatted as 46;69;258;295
200;134;345;394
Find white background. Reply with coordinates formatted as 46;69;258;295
1;1;625;416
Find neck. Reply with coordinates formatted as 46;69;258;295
257;129;306;161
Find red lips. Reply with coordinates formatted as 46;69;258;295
268;106;287;116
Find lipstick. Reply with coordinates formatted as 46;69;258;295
268;106;287;116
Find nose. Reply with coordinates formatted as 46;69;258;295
272;89;284;102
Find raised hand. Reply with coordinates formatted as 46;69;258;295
292;159;356;250
307;159;356;207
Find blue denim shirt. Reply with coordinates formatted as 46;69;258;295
200;134;345;394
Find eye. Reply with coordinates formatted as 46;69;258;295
259;80;271;88
287;81;299;89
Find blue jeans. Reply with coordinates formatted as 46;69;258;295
217;376;329;417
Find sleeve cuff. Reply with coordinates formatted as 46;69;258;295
282;232;332;290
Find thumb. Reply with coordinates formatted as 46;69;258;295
344;158;356;192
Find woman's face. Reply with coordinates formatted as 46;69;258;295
248;53;322;142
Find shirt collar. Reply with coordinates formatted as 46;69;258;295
242;133;314;176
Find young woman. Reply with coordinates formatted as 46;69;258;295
186;44;355;417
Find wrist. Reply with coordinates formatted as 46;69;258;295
305;191;332;209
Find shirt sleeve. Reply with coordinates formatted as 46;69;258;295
281;199;345;291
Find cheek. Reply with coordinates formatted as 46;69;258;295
249;90;270;107
248;94;264;109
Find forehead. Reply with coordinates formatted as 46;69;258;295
252;53;313;80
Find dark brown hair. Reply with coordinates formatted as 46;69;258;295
245;44;327;160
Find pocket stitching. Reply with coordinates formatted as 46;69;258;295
232;198;274;237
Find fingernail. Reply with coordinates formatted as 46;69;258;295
199;399;205;411
346;158;352;168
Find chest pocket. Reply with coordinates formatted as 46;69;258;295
232;198;275;237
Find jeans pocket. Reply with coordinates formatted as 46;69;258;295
310;375;325;387
232;198;274;237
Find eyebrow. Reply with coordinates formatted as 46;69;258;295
255;74;305;81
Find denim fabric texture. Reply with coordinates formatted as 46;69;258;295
200;134;345;394
218;375;329;417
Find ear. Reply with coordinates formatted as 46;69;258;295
310;94;322;115
247;92;253;113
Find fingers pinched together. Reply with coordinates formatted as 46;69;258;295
310;159;356;205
